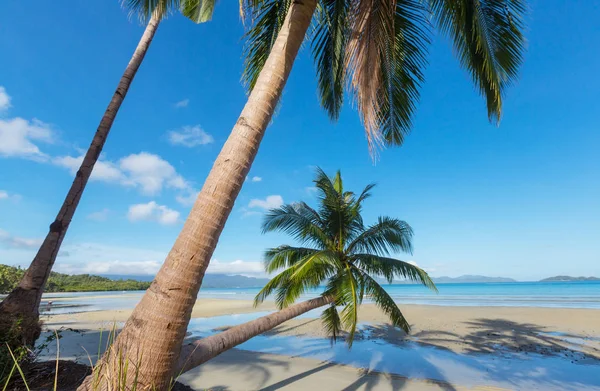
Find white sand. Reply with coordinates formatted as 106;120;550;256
43;297;600;390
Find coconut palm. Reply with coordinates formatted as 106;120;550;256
0;0;215;347
86;0;526;389
174;169;436;373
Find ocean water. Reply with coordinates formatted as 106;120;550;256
195;281;600;309
36;281;600;315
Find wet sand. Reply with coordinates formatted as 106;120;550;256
48;298;600;360
44;298;600;390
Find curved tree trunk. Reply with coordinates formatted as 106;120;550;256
176;296;331;374
79;1;318;390
0;15;161;345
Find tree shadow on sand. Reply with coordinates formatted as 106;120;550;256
39;317;600;391
356;318;600;390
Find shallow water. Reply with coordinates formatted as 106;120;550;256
185;312;600;391
36;281;600;315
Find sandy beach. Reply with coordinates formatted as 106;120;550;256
42;297;600;390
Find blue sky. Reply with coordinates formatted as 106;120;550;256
1;0;599;281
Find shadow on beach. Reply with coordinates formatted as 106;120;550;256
38;316;600;391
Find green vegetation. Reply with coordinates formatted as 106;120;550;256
0;265;150;294
255;169;437;345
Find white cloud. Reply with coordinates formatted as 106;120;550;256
174;99;189;108
127;201;180;225
240;208;261;218
0;229;42;249
87;208;110;222
0;117;54;160
0;190;21;202
119;152;189;195
53;152;189;196
305;186;318;195
251;176;262;183
53;155;124;182
206;259;265;276
406;260;436;274
167;125;214;148
248;195;284;210
51;243;166;275
175;189;199;206
0;241;165;275
0;86;11;111
58;260;162;276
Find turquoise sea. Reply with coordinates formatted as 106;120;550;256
39;281;600;314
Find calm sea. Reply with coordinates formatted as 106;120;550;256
37;281;600;314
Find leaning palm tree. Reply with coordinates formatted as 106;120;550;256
85;0;526;389
173;169;436;373
0;0;215;347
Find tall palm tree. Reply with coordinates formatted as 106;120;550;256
0;0;215;347
85;0;526;389
174;169;436;373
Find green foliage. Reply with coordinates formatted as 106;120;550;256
122;0;216;23
429;0;526;123
0;315;42;386
242;0;526;153
2;326;177;391
0;265;150;294
0;266;24;294
255;168;437;346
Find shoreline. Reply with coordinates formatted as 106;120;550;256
46;298;600;358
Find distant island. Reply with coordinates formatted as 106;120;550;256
540;276;600;282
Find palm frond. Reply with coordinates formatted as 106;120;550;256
429;0;526;122
355;182;376;205
254;267;294;306
353;254;437;291
288;250;339;282
345;0;396;152
122;0;177;21
239;0;268;23
264;245;318;273
359;269;411;332
242;0;292;90
377;0;430;146
321;304;343;343
262;203;330;248
346;217;413;256
276;256;335;308
332;170;344;193
338;266;360;347
311;0;349;120
312;168;360;250
257;250;338;308
181;0;216;23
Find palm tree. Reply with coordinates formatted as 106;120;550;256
0;0;215;347
174;169;436;373
86;0;526;388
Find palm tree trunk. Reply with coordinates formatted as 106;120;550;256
0;15;161;345
79;1;318;390
176;296;332;374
